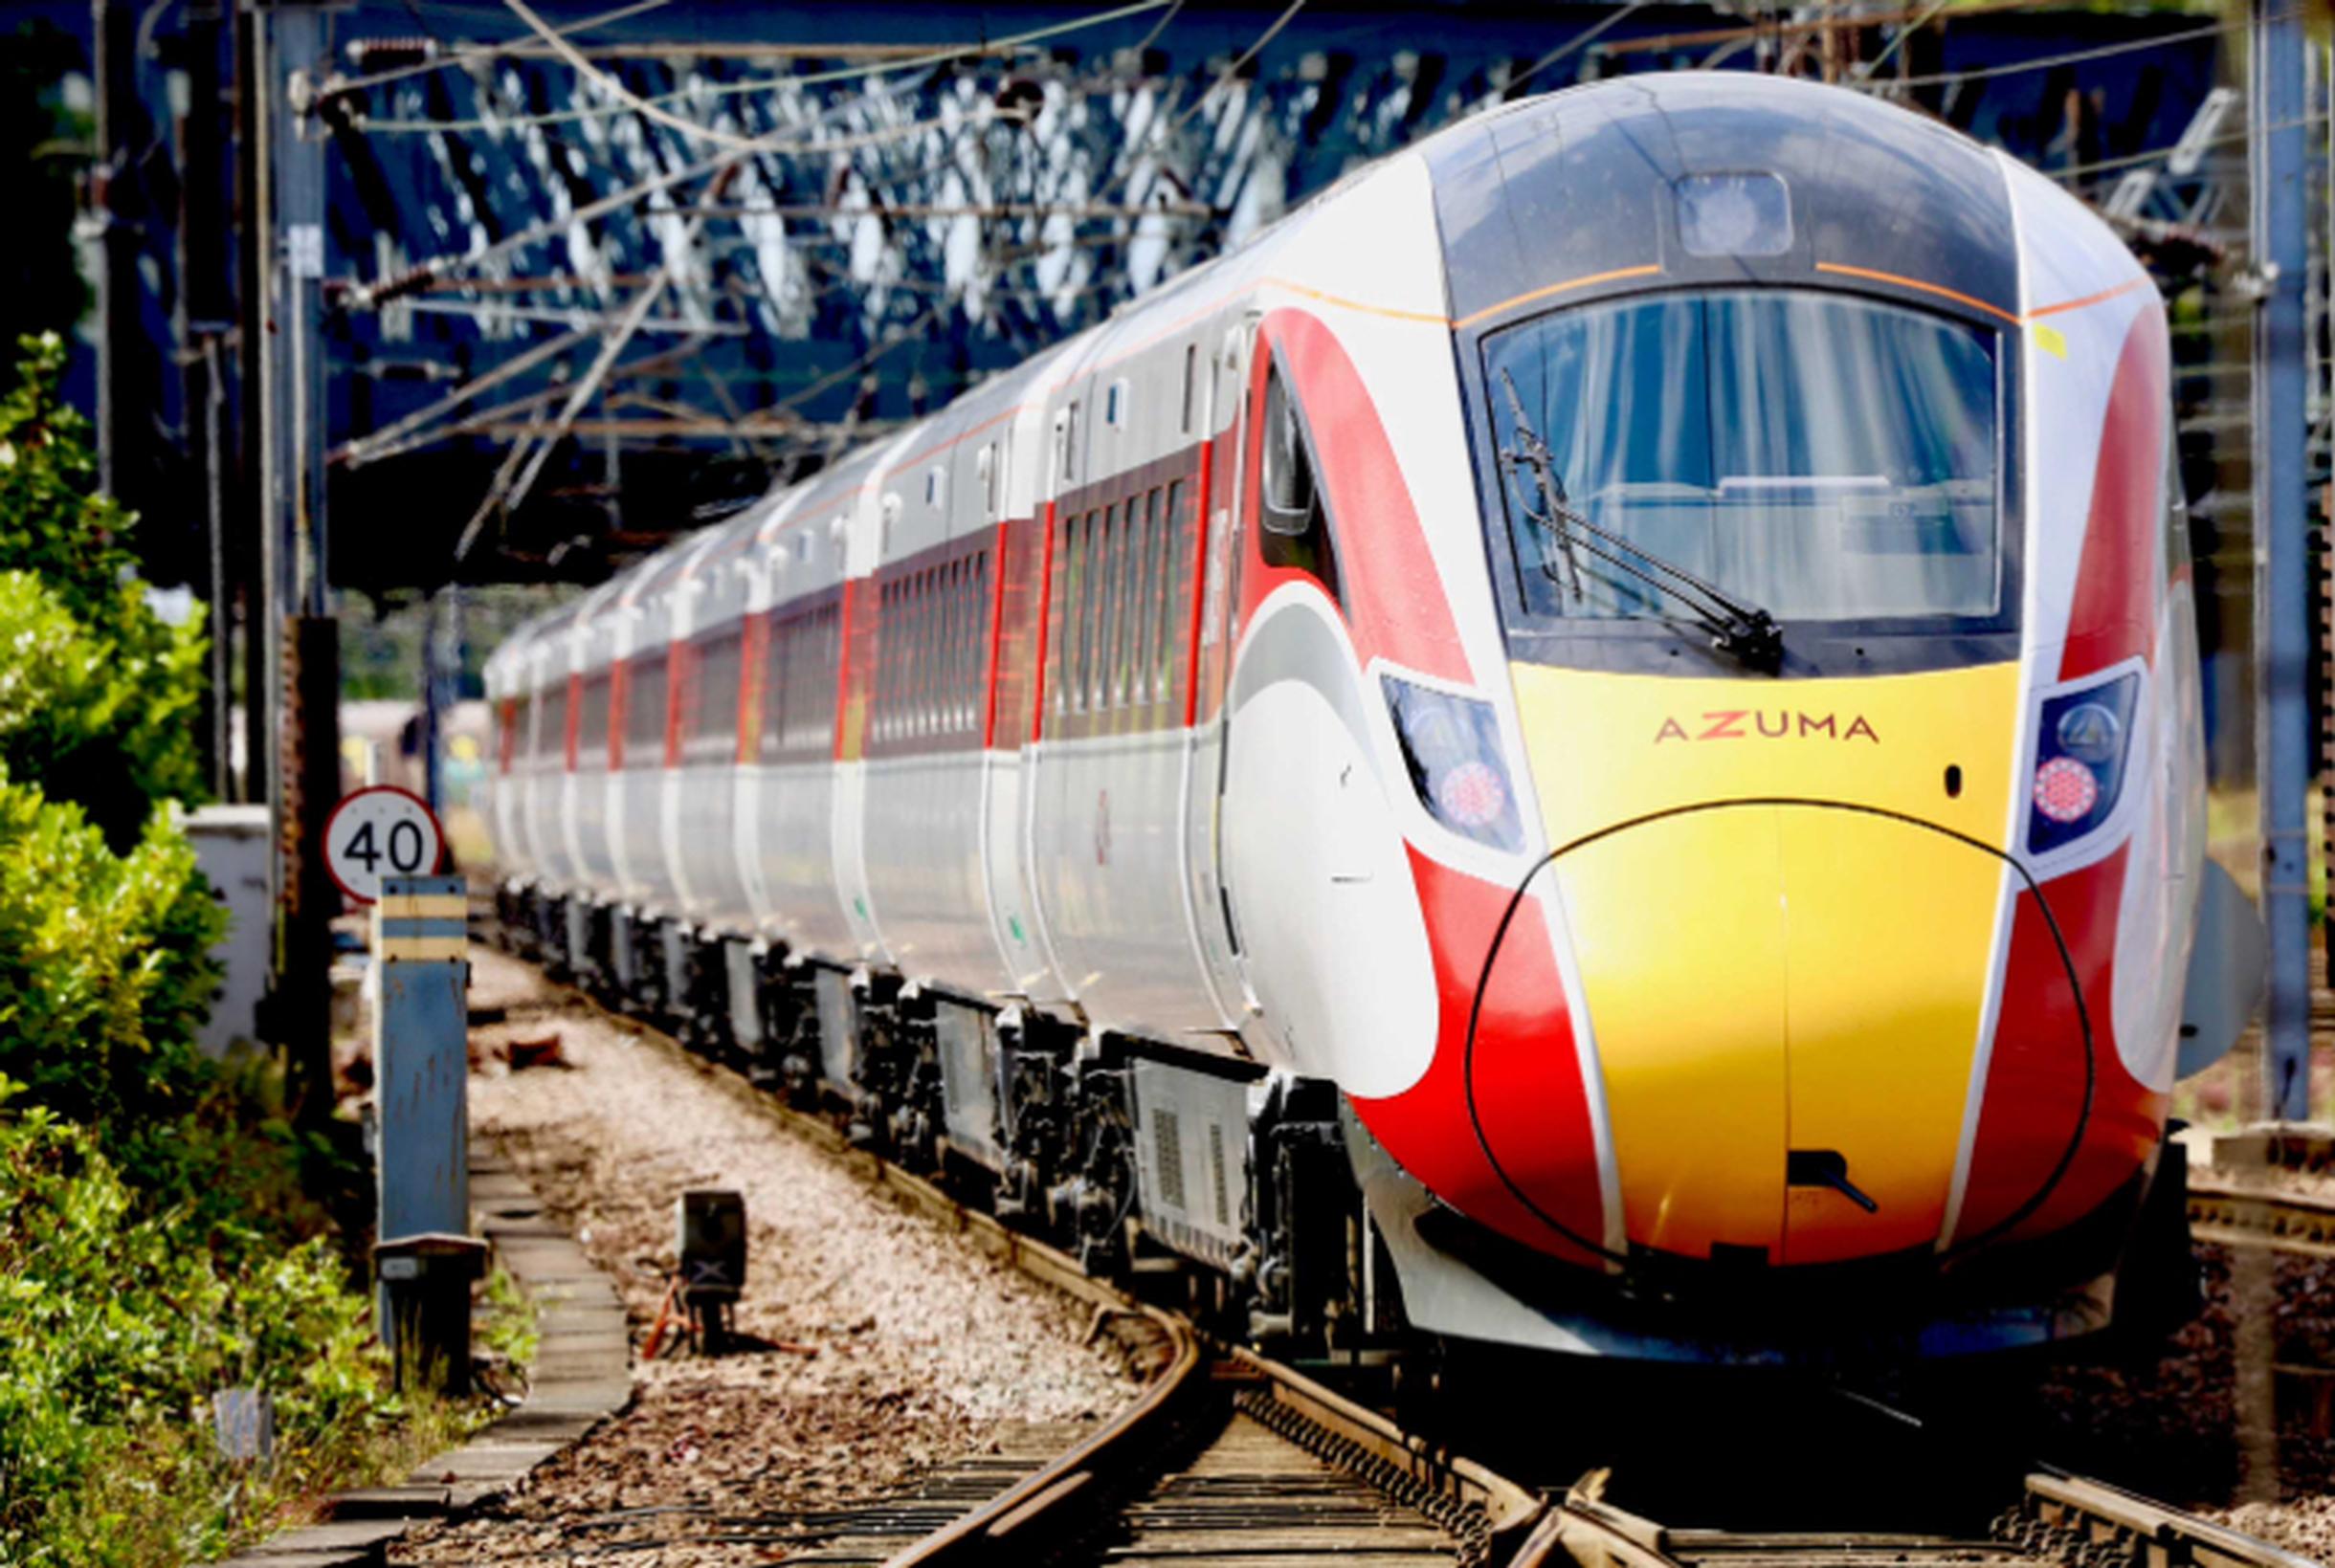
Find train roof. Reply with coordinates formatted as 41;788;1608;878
1414;72;2018;332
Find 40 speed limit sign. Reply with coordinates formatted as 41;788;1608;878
324;785;446;904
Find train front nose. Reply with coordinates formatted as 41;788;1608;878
1476;802;2005;1267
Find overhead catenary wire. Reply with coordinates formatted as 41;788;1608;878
1853;15;2235;94
764;304;944;420
2051;104;2327;187
1165;0;1307;137
373;296;939;475
346;104;990;307
358;0;1174;136
1496;0;1660;101
334;0;676;97
343;335;719;467
454;274;673;560
502;0;776;153
1130;0;1188;56
1085;0;1309;213
335;320;600;467
1852;0;1955;82
402;296;751;335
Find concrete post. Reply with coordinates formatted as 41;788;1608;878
372;873;476;1389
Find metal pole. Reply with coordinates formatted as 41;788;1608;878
254;6;283;900
205;337;232;800
420;588;443;814
2251;0;2313;1123
258;3;342;1118
91;0;138;507
279;14;331;619
183;2;233;801
235;3;270;810
2324;36;2335;988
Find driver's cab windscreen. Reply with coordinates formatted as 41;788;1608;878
1481;289;2002;629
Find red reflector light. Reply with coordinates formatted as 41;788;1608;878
2032;756;2099;824
1434;760;1509;830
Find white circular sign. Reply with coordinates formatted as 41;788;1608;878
324;785;446;904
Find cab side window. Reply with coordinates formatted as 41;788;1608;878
1258;365;1339;598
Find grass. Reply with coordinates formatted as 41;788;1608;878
46;1382;486;1564
183;1269;542;1557
478;1264;541;1374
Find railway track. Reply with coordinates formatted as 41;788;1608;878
2187;1177;2335;1259
669;1019;1543;1567
1536;1473;2324;1568
474;915;2313;1568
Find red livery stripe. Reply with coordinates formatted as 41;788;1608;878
1234;311;1470;683
1952;847;2162;1247
2058;305;2168;679
1346;850;1607;1268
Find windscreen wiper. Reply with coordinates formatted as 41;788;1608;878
1496;368;1784;673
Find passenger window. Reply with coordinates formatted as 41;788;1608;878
922;569;940;737
1101;504;1123;709
1115;503;1137;708
875;584;894;742
920;571;936;738
1056;516;1076;715
1122;497;1147;707
970;553;991;730
1071;513;1095;714
1160;479;1184;696
1135;490;1161;705
943;563;962;731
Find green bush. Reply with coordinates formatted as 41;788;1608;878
0;1104;406;1565
0;335;206;844
0;331;425;1561
0;776;223;1145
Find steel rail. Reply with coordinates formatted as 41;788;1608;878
878;1299;1202;1568
2186;1176;2335;1259
1538;1469;2316;1568
2020;1472;2323;1568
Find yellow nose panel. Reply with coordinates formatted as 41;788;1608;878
1508;662;2019;848
1773;806;2004;1263
1512;662;2019;1266
1554;809;1789;1258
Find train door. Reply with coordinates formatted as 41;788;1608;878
1179;312;1263;1025
1017;397;1085;1006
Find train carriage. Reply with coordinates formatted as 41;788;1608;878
483;73;2261;1363
666;506;765;942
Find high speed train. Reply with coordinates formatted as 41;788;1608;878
483;73;2264;1364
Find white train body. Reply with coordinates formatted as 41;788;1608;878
482;76;2256;1363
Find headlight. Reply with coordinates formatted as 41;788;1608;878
1382;675;1524;852
2028;672;2139;854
